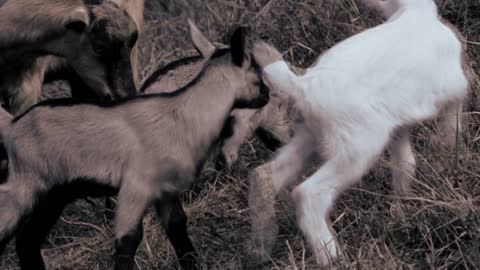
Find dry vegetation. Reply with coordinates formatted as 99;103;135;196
2;0;480;269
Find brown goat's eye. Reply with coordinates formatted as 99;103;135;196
91;41;106;55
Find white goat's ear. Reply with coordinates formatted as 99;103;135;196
188;20;215;58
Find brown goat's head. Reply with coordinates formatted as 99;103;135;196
76;1;140;99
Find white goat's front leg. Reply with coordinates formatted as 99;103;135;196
389;128;416;196
248;124;316;261
292;127;390;266
435;101;463;148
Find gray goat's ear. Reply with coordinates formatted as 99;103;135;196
110;0;144;32
188;20;215;58
230;26;249;67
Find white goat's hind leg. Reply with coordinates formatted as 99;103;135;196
435;101;463;148
248;125;316;260
292;129;389;266
389;128;416;196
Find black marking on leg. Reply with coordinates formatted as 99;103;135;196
114;223;144;270
14;179;117;269
158;197;199;270
16;197;65;270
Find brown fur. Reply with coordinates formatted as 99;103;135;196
0;27;268;270
0;0;142;115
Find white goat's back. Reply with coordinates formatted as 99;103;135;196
302;4;468;127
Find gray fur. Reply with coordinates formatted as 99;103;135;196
0;28;268;262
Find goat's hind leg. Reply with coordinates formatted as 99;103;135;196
155;196;198;269
292;129;390;266
248;125;316;261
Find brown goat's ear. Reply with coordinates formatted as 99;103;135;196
230;26;249;67
64;7;90;33
188;20;215;58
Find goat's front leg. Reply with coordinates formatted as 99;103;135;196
248;124;316;261
155;196;198;270
114;184;151;270
435;101;463;148
220;109;260;170
389;128;416;196
16;195;68;270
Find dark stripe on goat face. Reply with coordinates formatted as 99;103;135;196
233;81;270;109
12;49;230;123
230;56;269;109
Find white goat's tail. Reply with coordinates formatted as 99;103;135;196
262;61;305;106
252;41;305;109
362;0;401;19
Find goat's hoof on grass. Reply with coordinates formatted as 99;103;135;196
215;151;237;172
246;223;279;262
312;240;340;267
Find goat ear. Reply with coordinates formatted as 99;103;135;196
112;0;144;32
230;26;249;67
64;7;90;33
188;20;215;58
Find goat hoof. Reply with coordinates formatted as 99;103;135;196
313;241;340;267
246;222;279;262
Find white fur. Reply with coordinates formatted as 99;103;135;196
251;0;469;265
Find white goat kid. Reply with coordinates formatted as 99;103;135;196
248;0;470;265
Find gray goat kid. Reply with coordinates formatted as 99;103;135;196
0;0;141;116
0;26;268;270
12;20;212;270
140;22;297;169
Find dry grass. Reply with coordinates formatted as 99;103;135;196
2;0;480;269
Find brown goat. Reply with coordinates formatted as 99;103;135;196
1;23;268;270
0;0;143;115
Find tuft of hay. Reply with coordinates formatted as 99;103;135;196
2;1;479;269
